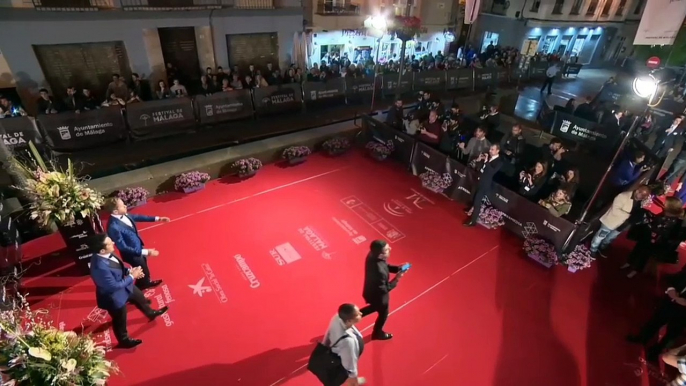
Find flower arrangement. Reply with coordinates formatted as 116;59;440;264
0;296;118;385
392;16;422;41
282;146;312;161
419;170;452;193
322;137;351;155
174;171;210;192
523;235;559;267
116;187;149;207
478;206;505;229
9;142;103;228
365;140;394;160
563;244;595;272
231;158;262;177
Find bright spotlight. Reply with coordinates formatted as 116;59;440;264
371;16;387;30
632;75;658;98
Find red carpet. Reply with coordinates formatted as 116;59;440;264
19;150;673;386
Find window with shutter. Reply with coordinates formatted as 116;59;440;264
226;33;280;71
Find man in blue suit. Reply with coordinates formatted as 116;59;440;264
105;198;170;290
88;234;168;349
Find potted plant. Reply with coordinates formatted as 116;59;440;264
175;171;210;193
0;296;119;385
562;244;595;272
322;137;351;156
365;140;394;161
116;187;149;208
419;169;453;193
477;205;505;229
9;142;103;229
523;235;559;268
282;146;312;165
231;158;262;178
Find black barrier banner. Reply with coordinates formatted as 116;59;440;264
253;84;303;115
414;71;446;91
486;185;575;250
346;76;376;95
411;142;448;177
597;84;623;103
446;69;473;90
126;98;195;139
382;73;413;95
57;215;100;271
653;98;686;119
497;68;508;83
475;69;497;88
303;78;346;101
363;116;414;166
0;117;41;151
445;158;479;202
551;111;612;148
529;62;548;79
195;90;253;125
37;108;126;151
564;63;582;75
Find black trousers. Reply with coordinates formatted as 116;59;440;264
107;286;155;343
469;187;489;222
360;294;389;335
627;241;652;272
123;255;152;288
541;76;554;94
636;297;686;353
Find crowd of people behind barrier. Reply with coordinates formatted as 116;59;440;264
0;42;583;120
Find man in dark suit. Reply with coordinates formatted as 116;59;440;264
627;271;686;360
88;234;168;349
105;198;170;290
653;115;685;158
360;240;407;341
464;143;503;226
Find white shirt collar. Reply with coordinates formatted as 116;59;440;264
489;154;499;161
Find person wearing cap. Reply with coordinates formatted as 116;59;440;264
360;240;408;340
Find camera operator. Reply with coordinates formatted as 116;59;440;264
439;107;466;157
500;124;526;168
385;98;405;131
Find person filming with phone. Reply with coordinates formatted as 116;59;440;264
360;240;409;341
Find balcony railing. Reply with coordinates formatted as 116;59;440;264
31;0;115;11
316;0;360;15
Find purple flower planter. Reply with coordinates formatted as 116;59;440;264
288;157;307;165
327;149;348;157
421;182;442;193
527;252;554;268
371;152;388;161
567;266;578;273
128;199;147;209
239;170;257;178
182;184;206;194
477;219;499;229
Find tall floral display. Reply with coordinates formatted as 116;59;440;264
9;142;104;270
0;297;118;385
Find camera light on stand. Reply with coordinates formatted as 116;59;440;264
632;75;658;98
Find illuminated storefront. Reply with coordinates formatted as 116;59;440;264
309;29;450;67
524;26;606;64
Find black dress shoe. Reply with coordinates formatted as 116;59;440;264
372;332;393;340
139;280;163;290
463;207;472;214
148;306;169;321
117;339;142;349
626;335;644;344
463;220;476;227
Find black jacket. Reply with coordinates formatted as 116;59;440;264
499;132;526;165
362;253;400;301
477;156;503;190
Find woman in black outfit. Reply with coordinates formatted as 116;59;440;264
622;197;685;279
518;161;548;200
